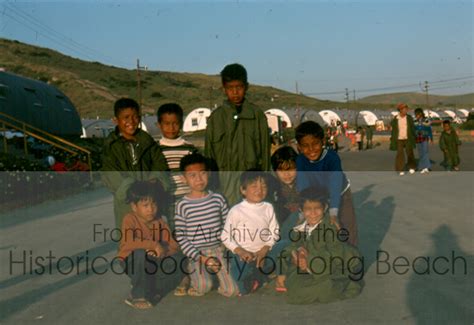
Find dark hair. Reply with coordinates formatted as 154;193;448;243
299;187;329;206
271;146;298;171
442;120;451;125
180;152;210;172
114;98;140;117
414;108;424;117
126;180;166;205
295;121;325;143
157;103;184;126
240;168;267;189
220;63;248;85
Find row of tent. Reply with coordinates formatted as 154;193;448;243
81;107;473;139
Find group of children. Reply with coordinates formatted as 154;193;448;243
101;63;363;309
390;103;462;175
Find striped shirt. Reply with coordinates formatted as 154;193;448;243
175;191;229;260
159;137;197;198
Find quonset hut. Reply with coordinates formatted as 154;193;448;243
0;71;82;136
183;108;211;132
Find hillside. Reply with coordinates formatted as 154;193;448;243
359;92;474;107
0;38;376;118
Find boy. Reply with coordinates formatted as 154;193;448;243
390;103;416;175
439;120;461;171
101;98;169;228
294;121;358;247
174;153;239;297
156;103;198;224
414;108;433;174
204;63;271;205
118;181;183;310
221;170;287;295
282;188;363;305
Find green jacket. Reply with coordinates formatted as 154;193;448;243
284;215;364;305
101;127;169;227
204;100;271;172
390;114;416;150
439;130;461;152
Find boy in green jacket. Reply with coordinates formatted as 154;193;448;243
204;63;270;205
282;187;363;304
101;98;169;228
439;120;461;171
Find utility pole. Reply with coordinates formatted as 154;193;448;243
353;89;356;102
344;88;349;102
136;59;147;107
295;81;301;123
424;80;430;109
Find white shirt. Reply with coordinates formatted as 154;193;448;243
397;115;408;140
221;200;279;253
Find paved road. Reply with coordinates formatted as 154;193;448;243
0;147;473;324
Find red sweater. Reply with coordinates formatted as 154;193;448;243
117;213;179;260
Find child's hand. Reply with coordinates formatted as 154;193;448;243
234;247;255;263
329;215;341;231
147;243;165;257
255;245;271;269
203;256;221;273
292;247;309;272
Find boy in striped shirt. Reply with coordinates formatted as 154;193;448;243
174;153;239;297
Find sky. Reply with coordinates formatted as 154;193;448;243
1;0;472;101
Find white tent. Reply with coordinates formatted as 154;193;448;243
356;110;379;126
183;108;211;132
81;118;115;138
457;109;469;118
319;110;341;126
423;110;440;118
300;110;325;126
265;108;293;128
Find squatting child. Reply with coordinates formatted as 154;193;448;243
174;153;239;297
117;181;183;310
282;187;363;304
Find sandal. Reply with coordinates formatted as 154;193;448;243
174;285;188;296
124;297;153;310
187;287;205;297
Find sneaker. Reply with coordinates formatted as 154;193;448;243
399;172;405;176
409;169;415;174
420;168;429;174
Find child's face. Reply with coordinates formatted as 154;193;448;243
298;135;324;162
182;163;209;193
443;123;451;132
240;177;268;204
223;80;247;107
131;197;158;222
276;163;297;186
114;107;140;140
302;200;326;226
158;113;181;140
399;106;408;117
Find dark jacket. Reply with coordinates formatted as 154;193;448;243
390;114;416;150
101;127;169;227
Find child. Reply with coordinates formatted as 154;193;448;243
221;170;287;295
156;103;198;225
101;98;169;228
204;63;271;205
390;103;416;175
282;188;363;305
439;120;461;171
294;121;358;247
117;181;183;310
270;146;302;240
414;108;433;174
174;153;239;297
355;127;362;151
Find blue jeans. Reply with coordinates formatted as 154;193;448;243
417;141;431;170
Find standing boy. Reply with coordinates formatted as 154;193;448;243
294;121;358;247
174;153;239;297
439;120;461;171
205;63;271;205
390;103;416;175
156;103;197;227
101;98;169;228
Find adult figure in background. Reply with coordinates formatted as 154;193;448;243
365;125;374;149
390;103;416;176
414;108;433;174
